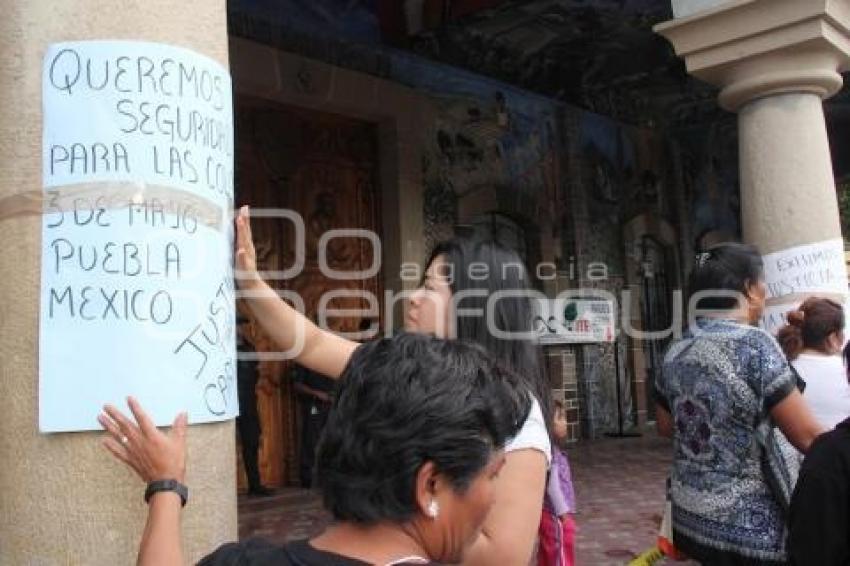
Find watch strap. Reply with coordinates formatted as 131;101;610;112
145;479;188;507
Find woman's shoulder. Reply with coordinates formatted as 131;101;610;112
718;322;786;361
794;353;846;369
735;323;783;350
198;538;373;566
693;318;771;340
795;355;850;387
198;539;293;565
663;319;768;357
504;396;552;464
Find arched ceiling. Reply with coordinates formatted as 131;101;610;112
228;0;850;178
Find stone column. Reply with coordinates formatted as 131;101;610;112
656;0;850;329
0;2;235;564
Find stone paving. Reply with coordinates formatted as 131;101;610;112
238;432;694;565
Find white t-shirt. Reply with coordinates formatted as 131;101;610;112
793;353;850;430
505;397;552;466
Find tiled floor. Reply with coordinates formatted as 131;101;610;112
238;432;692;565
568;434;686;565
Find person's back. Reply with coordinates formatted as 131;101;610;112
658;317;797;563
788;417;850;565
793;354;850;430
654;243;822;564
199;538;430;565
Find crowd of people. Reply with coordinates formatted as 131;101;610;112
96;209;850;565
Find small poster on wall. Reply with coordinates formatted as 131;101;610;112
39;41;236;432
535;298;616;344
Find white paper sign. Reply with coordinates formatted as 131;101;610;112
759;239;849;336
762;239;848;299
40;41;236;432
43;41;233;208
760;303;797;336
535;299;616;344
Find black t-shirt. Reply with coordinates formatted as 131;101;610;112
198;538;438;566
788;417;850;565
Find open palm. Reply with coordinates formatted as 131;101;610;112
235;205;259;284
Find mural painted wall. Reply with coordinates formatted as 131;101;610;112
228;0;744;439
566;108;740;437
231;0;383;45
676;120;741;247
420;89;562;258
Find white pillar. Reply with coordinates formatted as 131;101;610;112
0;1;236;563
656;0;850;331
739;93;842;249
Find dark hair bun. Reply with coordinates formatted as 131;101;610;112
787;310;805;328
778;298;845;360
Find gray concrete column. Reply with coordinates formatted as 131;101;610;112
738;92;842;251
657;0;850;329
0;1;236;564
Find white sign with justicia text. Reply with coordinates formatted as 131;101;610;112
759;238;849;336
762;238;848;299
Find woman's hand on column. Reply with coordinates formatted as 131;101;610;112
98;397;188;484
99;398;189;566
235;205;261;290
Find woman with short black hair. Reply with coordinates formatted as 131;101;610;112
654;243;823;565
100;333;531;565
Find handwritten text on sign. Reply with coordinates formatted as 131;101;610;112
39;42;236;432
43;41;233;209
762;239;848;299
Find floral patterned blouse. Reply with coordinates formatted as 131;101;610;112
656;318;798;563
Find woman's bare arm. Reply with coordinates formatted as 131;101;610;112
99;398;188;566
136;494;184;566
771;390;823;454
462;449;547;566
235;206;358;379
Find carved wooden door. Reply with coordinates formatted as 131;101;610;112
235;96;382;488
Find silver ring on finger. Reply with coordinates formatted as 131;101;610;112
120;435;129;445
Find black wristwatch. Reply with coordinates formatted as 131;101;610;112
145;479;189;507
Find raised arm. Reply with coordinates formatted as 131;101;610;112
235;206;358;379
